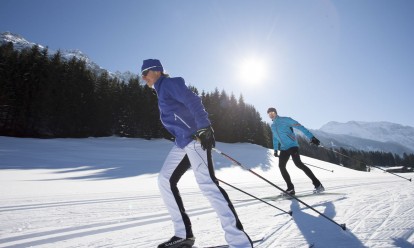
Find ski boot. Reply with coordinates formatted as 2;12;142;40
157;236;195;248
281;188;295;198
313;184;325;194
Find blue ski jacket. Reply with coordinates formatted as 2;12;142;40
154;76;211;148
271;116;314;151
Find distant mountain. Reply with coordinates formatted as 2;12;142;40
311;121;414;155
0;31;137;83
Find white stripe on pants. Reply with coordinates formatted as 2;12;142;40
158;141;252;248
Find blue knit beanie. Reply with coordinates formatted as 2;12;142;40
141;59;164;73
267;107;277;114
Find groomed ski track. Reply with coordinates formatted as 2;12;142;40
1;176;413;247
1;138;413;247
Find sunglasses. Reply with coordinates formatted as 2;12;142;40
142;70;150;77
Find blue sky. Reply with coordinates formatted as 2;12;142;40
1;0;413;129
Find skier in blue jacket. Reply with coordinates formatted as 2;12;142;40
267;107;324;195
141;59;253;248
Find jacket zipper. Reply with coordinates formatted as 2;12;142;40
174;113;191;129
274;119;285;147
275;126;284;147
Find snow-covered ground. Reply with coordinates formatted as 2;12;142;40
1;136;413;248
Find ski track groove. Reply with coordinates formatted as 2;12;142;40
340;182;414;247
366;190;398;242
1;176;413;247
249;178;413;248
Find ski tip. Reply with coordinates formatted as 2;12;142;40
288;210;293;216
409;178;412;182
340;223;347;231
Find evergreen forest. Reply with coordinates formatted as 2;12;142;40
1;42;413;171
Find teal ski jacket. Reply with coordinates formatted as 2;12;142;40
271;116;314;151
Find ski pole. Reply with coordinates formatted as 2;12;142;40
301;161;334;173
319;145;412;182
213;148;347;231
217;178;293;216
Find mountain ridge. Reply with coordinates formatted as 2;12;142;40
0;31;138;83
314;120;414;155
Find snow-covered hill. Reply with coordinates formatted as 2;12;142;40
314;121;414;155
0;32;137;83
1;136;413;247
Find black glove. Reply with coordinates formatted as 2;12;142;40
310;136;320;146
274;150;279;157
194;126;215;151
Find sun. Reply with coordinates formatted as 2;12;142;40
238;57;268;85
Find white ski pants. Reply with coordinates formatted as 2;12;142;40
158;141;253;248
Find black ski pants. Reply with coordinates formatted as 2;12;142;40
279;146;321;190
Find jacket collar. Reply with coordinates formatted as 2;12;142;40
154;76;166;92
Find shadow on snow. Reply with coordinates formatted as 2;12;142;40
0;137;272;180
290;199;367;248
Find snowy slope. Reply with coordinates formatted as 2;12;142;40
0;32;137;83
1;136;413;248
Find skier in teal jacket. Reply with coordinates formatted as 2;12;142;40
267;107;324;195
